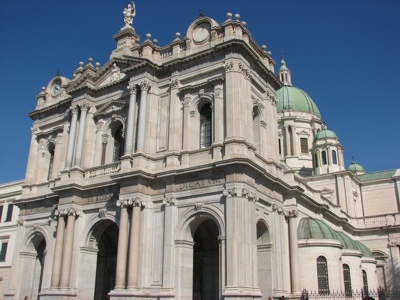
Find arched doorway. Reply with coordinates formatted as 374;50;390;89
93;222;119;300
257;221;272;299
192;219;219;300
20;233;46;300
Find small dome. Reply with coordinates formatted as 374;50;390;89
279;59;288;71
336;231;360;251
315;128;338;140
298;218;338;240
348;160;365;174
277;86;321;118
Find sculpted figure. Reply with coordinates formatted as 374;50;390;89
123;2;136;26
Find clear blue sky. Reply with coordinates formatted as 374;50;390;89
1;1;399;183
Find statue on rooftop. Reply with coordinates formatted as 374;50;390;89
123;2;136;26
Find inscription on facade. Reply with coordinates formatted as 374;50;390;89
85;193;116;204
178;176;224;190
27;206;53;215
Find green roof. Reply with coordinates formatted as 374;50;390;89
348;161;365;173
279;59;288;71
298;218;338;240
357;169;397;182
315;128;338;140
277;86;321;118
335;231;359;251
354;241;374;258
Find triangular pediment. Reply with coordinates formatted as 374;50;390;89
94;99;127;117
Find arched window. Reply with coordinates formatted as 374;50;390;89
316;256;329;295
200;103;212;148
113;126;124;162
362;270;368;293
47;143;55;180
332;150;337;164
321;150;327;165
314;153;319;168
343;264;352;297
252;106;261;153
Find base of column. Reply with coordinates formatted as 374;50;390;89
38;288;78;300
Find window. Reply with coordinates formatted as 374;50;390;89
362;270;368;293
0;206;3;222
332;150;337;164
5;204;13;222
300;138;308;154
47;143;55;180
317;256;329;295
278;139;282;155
200;103;212;148
314;153;319;168
321;151;327;165
343;264;352;297
0;242;8;262
113;126;124;162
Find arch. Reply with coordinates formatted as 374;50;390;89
343;263;352;297
316;255;329;295
256;219;271;245
80;211;117;248
256;219;272;298
175;206;225;241
100;117;125;164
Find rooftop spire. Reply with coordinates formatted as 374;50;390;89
278;58;292;86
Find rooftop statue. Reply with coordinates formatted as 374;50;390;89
123;2;136;27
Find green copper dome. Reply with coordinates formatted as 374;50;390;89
348;161;365;173
354;241;374;258
315;128;338;140
277;86;322;118
279;59;288;71
298;218;338;240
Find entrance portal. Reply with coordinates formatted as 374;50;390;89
93;222;119;300
192;219;219;300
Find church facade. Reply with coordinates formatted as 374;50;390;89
2;5;400;300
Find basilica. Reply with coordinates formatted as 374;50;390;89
0;4;399;300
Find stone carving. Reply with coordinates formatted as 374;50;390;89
16;219;25;226
182;95;191;107
195;202;204;211
98;208;107;219
128;82;137;94
389;240;400;247
54;207;82;217
238;63;252;80
33;224;40;232
123;2;136;26
170;78;179;89
272;204;285;215
224;61;235;72
223;187;237;197
117;197;145;208
139;80;151;91
110;63;122;82
242;188;259;202
79;102;90;112
162;196;177;206
285;209;299;218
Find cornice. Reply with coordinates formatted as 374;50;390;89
29;97;72;119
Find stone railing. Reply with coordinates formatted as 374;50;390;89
350;213;399;227
85;162;121;179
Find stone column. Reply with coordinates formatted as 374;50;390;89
50;213;66;288
65;106;79;168
74;102;90;167
287;209;300;295
59;208;80;288
124;83;137;155
137;80;151;151
182;95;192;150
284;125;290;156
115;199;131;290
127;198;143;288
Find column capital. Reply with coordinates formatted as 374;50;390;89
285;209;299;218
224;60;235;72
70;105;79;114
272;204;285;215
79;102;90;112
55;207;82;217
223;187;237;198
139;79;151;91
162;196;177;207
170;78;179;89
241;188;259;202
128;82;137;94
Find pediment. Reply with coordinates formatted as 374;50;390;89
94;99;127;117
96;61;129;89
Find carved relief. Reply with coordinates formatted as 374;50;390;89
170;78;179;89
272;204;285;215
285;209;299;218
195;202;204;211
224;61;235;72
223;187;237;197
162;196;177;206
54;207;82;217
139;80;151;91
242;188;259;202
238;63;252;80
128;82;137;94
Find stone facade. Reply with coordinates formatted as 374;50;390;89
2;4;400;300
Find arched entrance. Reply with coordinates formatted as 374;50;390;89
93;222;119;300
20;233;47;300
192;219;219;300
257;221;272;299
